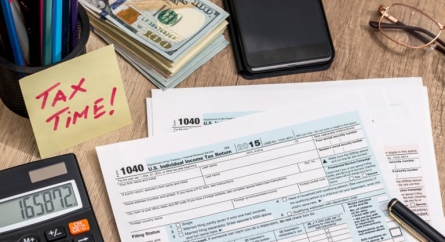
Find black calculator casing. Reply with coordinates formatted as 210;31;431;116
0;154;104;242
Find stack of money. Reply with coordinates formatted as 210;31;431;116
80;0;229;89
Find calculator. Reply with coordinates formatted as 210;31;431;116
0;154;104;242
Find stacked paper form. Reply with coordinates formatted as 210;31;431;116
143;77;444;241
95;77;444;242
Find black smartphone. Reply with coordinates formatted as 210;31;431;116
229;0;334;73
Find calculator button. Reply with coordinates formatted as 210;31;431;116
72;234;94;242
68;219;90;236
18;235;39;242
45;226;66;241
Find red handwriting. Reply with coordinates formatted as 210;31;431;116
35;78;117;131
110;87;116;116
69;78;87;100
36;78;87;109
36;82;60;110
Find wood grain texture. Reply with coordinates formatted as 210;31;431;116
1;0;444;240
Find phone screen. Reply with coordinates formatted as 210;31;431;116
231;0;333;71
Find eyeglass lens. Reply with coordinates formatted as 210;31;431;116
379;4;441;48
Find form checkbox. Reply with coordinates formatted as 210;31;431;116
390;227;402;237
287;212;292;216
179;233;183;237
282;197;287;202
176;223;181;227
177;228;182;232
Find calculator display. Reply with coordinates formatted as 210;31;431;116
0;181;81;229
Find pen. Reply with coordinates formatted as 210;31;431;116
388;198;445;242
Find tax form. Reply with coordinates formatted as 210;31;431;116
374;119;444;232
97;93;406;242
147;78;425;136
146;79;445;235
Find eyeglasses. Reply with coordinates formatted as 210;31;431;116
369;3;445;55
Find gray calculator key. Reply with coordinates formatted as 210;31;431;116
73;234;94;242
45;226;66;241
18;236;39;242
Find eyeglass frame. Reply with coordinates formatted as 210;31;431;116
369;3;445;54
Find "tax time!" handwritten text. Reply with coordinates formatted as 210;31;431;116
36;78;118;131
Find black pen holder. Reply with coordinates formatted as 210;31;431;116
0;5;90;118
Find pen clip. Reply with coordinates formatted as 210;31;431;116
388;200;428;242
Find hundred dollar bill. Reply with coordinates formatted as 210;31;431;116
128;36;229;88
87;9;228;75
80;0;229;62
92;24;228;89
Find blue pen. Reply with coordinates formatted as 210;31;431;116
51;0;63;63
0;0;25;66
42;0;52;66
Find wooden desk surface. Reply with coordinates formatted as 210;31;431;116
1;0;444;240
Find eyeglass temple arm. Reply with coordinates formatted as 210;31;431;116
370;22;439;40
369;21;445;55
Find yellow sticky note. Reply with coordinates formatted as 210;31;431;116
20;45;132;158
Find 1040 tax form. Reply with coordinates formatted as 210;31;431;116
97;93;405;242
